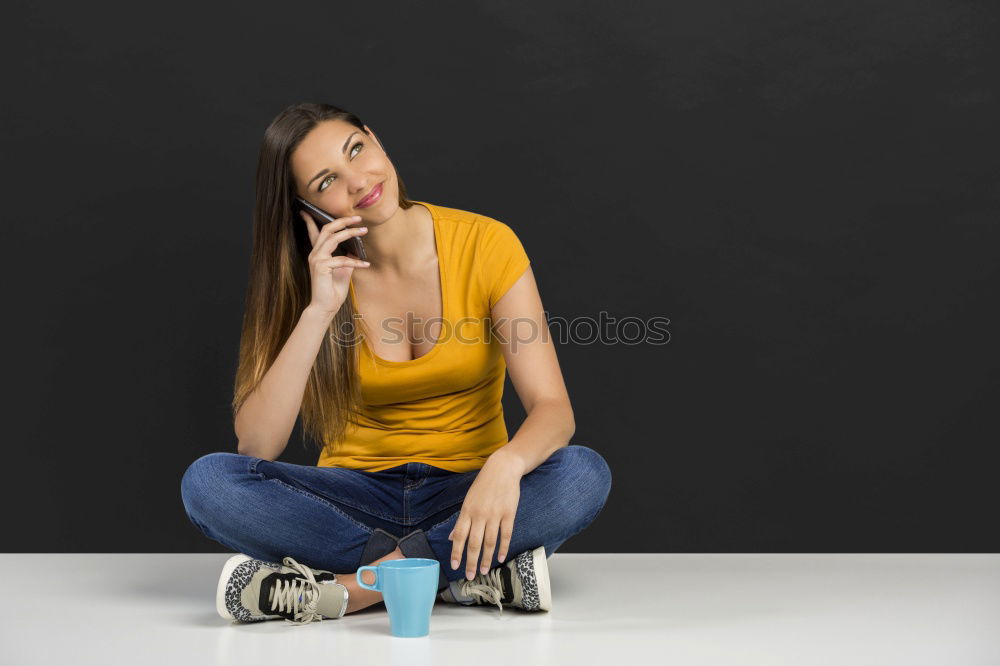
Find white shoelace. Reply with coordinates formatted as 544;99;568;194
270;556;325;625
460;567;506;615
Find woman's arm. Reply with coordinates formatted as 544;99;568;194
234;305;335;461
488;266;576;476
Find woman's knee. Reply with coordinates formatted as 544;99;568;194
180;451;246;520
549;445;612;524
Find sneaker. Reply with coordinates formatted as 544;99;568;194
216;554;349;625
437;545;552;614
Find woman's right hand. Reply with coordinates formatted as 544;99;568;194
300;210;371;318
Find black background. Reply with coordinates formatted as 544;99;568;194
3;0;998;553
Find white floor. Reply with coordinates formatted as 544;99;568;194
3;553;999;665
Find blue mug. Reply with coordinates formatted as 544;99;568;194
357;558;440;637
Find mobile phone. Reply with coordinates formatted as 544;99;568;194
295;196;368;261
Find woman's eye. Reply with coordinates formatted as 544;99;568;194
318;142;364;192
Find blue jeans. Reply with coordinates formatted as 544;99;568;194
180;444;612;593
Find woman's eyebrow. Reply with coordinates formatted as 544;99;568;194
307;131;361;188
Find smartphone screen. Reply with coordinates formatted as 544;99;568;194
295;197;368;261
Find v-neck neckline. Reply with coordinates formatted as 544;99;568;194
348;200;446;366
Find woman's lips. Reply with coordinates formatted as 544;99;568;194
356;182;383;208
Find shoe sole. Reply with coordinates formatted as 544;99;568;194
531;546;552;612
216;554;254;620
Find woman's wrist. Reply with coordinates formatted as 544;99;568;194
302;303;338;325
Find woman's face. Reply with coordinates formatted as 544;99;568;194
290;119;395;219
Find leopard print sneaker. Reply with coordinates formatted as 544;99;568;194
215;554;349;625
441;545;552;614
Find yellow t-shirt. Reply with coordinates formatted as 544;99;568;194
316;200;531;472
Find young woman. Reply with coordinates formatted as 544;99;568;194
180;103;612;625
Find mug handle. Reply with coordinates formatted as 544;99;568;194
357;566;380;591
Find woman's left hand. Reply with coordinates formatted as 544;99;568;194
448;452;524;579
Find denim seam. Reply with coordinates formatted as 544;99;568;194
406;498;466;527
266;477;380;534
313;495;399;523
424;506;464;534
252;458;401;523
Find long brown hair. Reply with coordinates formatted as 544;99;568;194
232;102;416;456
